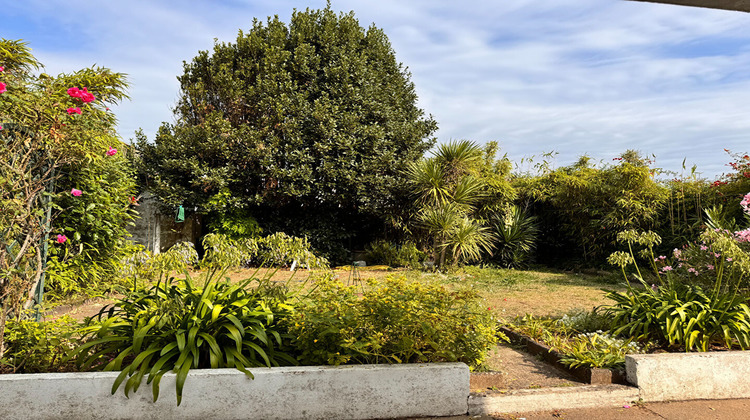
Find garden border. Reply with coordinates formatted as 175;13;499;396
499;326;628;385
0;363;469;420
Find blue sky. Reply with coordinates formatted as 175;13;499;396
4;0;750;179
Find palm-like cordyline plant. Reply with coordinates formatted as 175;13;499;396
491;205;539;268
449;217;496;264
408;140;496;267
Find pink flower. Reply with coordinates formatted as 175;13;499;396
707;264;715;270
0;66;4;72
106;146;117;156
715;253;721;258
80;87;95;103
661;266;673;272
741;192;750;214
735;228;750;243
56;234;67;244
700;245;708;251
71;188;82;196
67;87;82;98
67;107;82;115
658;255;666;260
0;82;6;94
0;125;3;131
727;258;733;262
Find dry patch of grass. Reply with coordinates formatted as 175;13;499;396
54;265;625;321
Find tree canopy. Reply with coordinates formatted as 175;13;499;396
136;6;437;261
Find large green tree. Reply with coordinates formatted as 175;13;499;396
136;6;437;262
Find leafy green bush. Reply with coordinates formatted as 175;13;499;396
364;240;425;268
47;147;138;300
557;308;612;333
509;313;642;369
72;273;295;405
607;283;750;351
72;237;296;405
1;316;78;373
557;331;643;369
607;229;750;351
287;276;500;369
206;209;262;239
515;152;667;266
254;232;328;269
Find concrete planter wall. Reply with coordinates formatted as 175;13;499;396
626;351;750;401
0;363;469;420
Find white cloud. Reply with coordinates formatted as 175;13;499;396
5;0;750;178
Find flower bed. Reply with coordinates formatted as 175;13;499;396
500;326;628;385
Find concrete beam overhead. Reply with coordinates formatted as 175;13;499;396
627;0;750;13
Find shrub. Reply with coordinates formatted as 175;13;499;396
288;275;500;369
607;229;750;351
509;313;642;369
1;316;78;373
71;237;296;405
607;283;750;351
364;240;425;268
557;308;612;333
557;331;643;370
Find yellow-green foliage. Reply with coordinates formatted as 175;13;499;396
1;316;78;373
288;275;500;369
516;152;667;263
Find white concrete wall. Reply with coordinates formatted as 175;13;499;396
626;351;750;401
469;384;639;415
0;363;469;420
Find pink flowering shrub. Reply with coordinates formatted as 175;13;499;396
608;229;750;351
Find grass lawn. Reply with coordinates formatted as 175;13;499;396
53;265;626;321
188;264;625;319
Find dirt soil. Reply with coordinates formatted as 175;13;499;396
471;344;582;394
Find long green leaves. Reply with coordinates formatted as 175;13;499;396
71;271;296;405
607;284;750;351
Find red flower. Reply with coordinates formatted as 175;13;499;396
67;107;82;115
0;82;6;94
80;87;95;103
67;87;82;98
106;146;117;156
56;234;67;244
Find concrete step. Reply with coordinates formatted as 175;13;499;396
469;384;640;415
